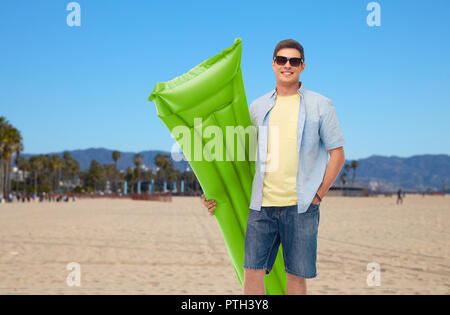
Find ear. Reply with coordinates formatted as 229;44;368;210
299;62;306;73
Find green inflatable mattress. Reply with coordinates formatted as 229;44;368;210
148;38;287;294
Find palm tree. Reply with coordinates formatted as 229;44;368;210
351;160;359;185
51;155;64;193
103;164;116;193
29;156;44;193
14;143;24;197
344;163;351;177
16;156;29;198
340;163;351;193
87;160;104;192
340;172;348;186
63;152;80;191
40;154;52;193
1;124;23;198
63;151;72;191
0;116;8;198
134;153;142;185
112;150;121;193
155;154;168;191
155;154;176;191
340;172;348;195
123;166;138;193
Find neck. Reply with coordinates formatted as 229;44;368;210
276;81;300;96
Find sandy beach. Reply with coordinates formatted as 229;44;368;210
0;195;448;295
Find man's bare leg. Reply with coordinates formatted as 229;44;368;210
286;273;307;295
243;269;266;295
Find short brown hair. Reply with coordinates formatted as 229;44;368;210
273;39;305;63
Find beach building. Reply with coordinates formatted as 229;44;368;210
327;185;368;197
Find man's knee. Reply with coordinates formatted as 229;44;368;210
286;272;306;283
244;268;266;280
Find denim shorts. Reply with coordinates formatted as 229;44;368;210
243;203;320;279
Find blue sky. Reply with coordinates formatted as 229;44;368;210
1;0;449;160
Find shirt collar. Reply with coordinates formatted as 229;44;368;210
270;81;304;100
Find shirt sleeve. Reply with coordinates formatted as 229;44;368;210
246;102;257;164
319;99;346;151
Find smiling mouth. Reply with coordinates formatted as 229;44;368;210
281;71;294;76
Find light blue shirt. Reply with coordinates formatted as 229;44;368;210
248;82;346;213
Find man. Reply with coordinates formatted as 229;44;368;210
202;39;346;295
397;188;403;204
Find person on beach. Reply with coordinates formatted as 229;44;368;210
202;39;346;295
397;188;403;204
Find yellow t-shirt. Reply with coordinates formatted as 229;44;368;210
261;93;300;206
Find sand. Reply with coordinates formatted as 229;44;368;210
0;194;448;295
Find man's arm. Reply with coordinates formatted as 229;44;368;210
313;147;345;203
314;98;346;204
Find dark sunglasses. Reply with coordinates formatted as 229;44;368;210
273;55;303;67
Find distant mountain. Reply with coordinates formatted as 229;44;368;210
21;149;449;192
340;154;450;193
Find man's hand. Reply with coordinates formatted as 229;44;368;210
311;195;321;205
296;195;321;206
311;146;345;205
201;194;216;216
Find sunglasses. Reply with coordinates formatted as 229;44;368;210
273;55;303;67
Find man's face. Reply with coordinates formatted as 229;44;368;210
272;48;305;85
